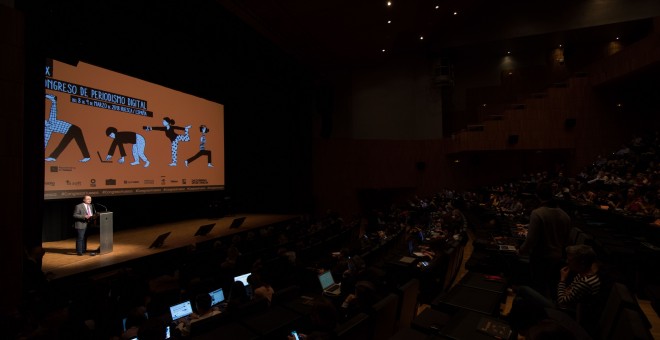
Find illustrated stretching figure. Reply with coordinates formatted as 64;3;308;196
143;116;191;166
44;94;91;162
104;127;150;167
185;125;213;168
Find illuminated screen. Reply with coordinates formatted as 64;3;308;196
43;59;225;199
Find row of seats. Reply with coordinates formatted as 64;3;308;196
391;271;509;340
185;277;421;339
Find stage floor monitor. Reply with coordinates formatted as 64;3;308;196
194;223;216;236
229;217;246;229
149;232;172;249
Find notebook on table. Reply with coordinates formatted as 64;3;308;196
169;300;193;322
318;271;341;296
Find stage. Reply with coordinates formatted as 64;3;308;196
41;213;300;280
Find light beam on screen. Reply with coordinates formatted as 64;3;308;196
43;58;225;200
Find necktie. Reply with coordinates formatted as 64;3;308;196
86;204;91;215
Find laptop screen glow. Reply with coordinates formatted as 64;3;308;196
169;301;193;321
209;288;225;306
234;273;250;285
318;271;335;290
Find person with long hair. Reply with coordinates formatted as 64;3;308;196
144;117;191;166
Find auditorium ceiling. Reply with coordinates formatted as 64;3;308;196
215;0;660;68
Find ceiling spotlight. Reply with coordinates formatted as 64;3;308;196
382;49;386;52
453;11;458;15
387;1;392;6
559;44;563;48
435;5;439;9
615;36;620;40
420;36;424;40
387;20;391;24
507;51;511;55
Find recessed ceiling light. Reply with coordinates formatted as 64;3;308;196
507;51;511;55
387;1;392;6
420;36;424;40
615;36;620;40
387;20;391;24
435;5;439;9
453;11;458;15
559;44;563;48
382;49;386;52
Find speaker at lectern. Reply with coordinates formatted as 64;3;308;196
97;212;113;254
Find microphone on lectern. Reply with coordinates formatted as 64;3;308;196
95;203;108;212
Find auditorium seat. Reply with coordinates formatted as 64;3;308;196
396;278;420;331
239;304;303;338
609;307;653;340
389;326;444;339
190;321;259;340
334;312;371;340
411;307;451;334
598;282;652;340
432;284;504;316
188;312;228;337
371;293;400;339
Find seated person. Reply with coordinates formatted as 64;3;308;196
176;293;221;337
289;297;338;340
247;273;274;305
137;318;169;340
339;280;382;322
557;244;600;310
507;296;591;340
513;244;601;319
120;306;148;340
225;280;251;315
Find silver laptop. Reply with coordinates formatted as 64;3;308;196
169;300;193;321
318;271;341;295
209;288;225;307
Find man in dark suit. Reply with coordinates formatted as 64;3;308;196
73;195;96;256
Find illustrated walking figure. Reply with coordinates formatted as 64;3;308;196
44;94;91;162
185;125;213;168
143;117;191;166
104;127;150;167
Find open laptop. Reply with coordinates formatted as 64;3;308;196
318;271;341;296
209;287;225;307
234;272;251;285
169;300;193;322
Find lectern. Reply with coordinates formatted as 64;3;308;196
97;212;113;254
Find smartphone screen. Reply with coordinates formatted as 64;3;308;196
291;330;300;340
165;325;171;339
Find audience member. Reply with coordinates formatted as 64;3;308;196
176;293;221;337
339;280;381;322
557;245;601;310
289;297;338;340
247;273;275;305
120;306;148;340
225;280;250;315
137;318;169;340
507;289;592;340
519;182;572;299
